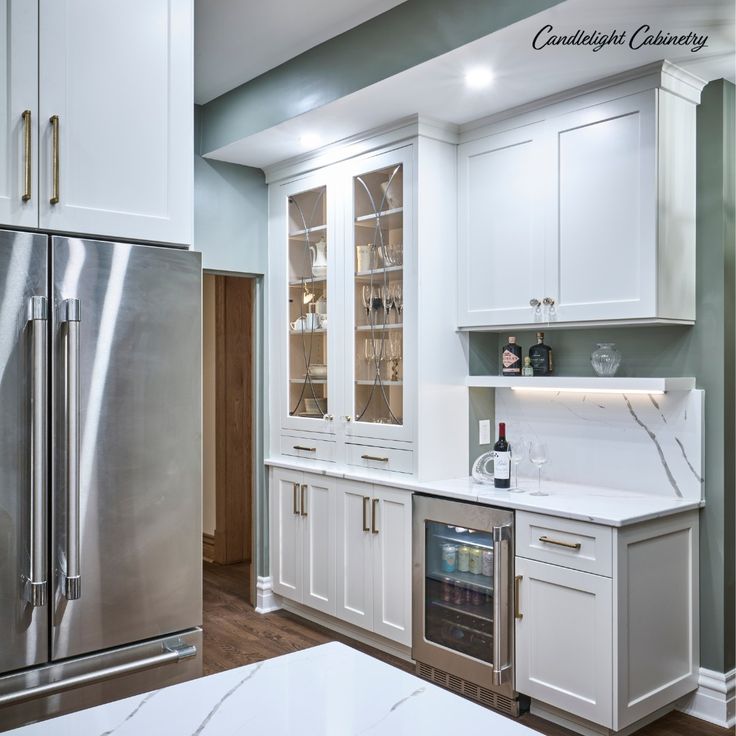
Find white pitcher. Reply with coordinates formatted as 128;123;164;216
309;239;328;278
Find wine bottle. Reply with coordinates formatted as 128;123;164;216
501;336;522;376
493;422;510;489
529;331;553;376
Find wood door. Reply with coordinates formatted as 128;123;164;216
38;0;192;244
269;468;303;602
547;91;657;323
515;557;613;727
457;123;546;327
301;475;336;615
372;486;412;646
0;0;38;228
335;480;373;630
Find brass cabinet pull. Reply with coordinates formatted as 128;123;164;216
361;454;389;463
362;497;370;532
49;115;60;204
539;535;581;550
371;498;379;534
293;445;316;452
22;110;32;201
515;575;523;620
292;482;299;515
300;484;308;517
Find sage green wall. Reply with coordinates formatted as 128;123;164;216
199;0;564;154
468;80;736;673
194;105;268;274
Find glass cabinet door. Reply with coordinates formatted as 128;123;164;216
423;521;495;663
348;152;410;440
286;184;331;426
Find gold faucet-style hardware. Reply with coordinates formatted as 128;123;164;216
514;575;523;620
49;115;60;204
300;484;308;517
361;454;389;463
22;110;32;201
371;498;379;534
293;445;316;452
362;497;370;532
539;535;581;550
292;482;299;515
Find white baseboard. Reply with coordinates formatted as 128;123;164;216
254;576;282;614
678;667;735;729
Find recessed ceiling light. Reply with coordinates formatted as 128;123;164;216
464;67;494;90
299;133;321;148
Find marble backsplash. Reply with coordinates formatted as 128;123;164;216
494;389;704;502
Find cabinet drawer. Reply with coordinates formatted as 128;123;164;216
515;511;612;577
280;435;336;463
346;444;413;474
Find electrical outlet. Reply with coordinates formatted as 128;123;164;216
478;419;491;445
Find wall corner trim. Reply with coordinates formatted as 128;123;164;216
255;576;282;614
677;667;736;728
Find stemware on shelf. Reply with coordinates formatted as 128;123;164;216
529;442;548;496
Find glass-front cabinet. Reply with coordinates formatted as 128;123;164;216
345;147;413;443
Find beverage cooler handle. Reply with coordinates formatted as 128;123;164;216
62;298;81;600
25;297;48;607
492;524;512;686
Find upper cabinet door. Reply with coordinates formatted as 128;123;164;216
457;123;547;328
546;91;657;323
38;0;193;245
0;0;38;228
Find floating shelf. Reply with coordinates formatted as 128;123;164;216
465;376;696;394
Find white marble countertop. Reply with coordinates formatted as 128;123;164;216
266;457;703;526
7;643;541;735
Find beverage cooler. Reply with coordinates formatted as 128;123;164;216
412;495;519;715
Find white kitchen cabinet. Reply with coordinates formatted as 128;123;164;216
268;130;468;481
515;556;613;726
269;468;336;616
0;0;38;228
37;0;192;244
514;510;699;734
457;62;704;329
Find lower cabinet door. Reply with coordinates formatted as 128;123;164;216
515;557;613;727
301;475;336;615
270;468;303;602
372;486;412;646
335;481;374;630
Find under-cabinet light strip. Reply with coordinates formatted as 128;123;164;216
510;387;665;395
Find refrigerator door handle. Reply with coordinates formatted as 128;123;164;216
62;298;81;600
492;523;512;686
24;296;48;607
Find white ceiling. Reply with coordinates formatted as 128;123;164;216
205;0;735;168
195;0;407;103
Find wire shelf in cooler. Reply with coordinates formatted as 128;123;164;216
426;569;493;594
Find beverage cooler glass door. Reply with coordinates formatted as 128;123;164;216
412;495;513;693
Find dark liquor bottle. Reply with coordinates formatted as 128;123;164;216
501;336;522;376
493;422;510;489
529;331;553;376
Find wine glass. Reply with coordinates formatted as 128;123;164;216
382;285;395;322
361;285;372;318
392;284;403;321
529;442;548;496
509;437;527;493
388;332;402;381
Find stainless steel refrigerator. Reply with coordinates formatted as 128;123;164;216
0;230;202;731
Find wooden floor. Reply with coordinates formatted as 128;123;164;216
203;562;730;736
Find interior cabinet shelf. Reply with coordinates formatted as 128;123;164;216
355;207;403;224
465;376;696;393
355;323;403;332
289;224;327;238
355;379;403;386
355;266;403;281
289;328;327;335
290;378;327;384
289;276;326;287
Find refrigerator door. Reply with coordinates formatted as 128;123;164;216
51;237;201;660
0;229;49;674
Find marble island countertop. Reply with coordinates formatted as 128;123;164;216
266;457;703;526
7;643;541;735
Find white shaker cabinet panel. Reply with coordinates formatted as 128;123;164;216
457;123;546;327
38;0;193;244
301;476;336;615
0;0;38;228
515;557;613;727
270;468;303;601
548;92;657;323
335;481;374;630
372;486;412;646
